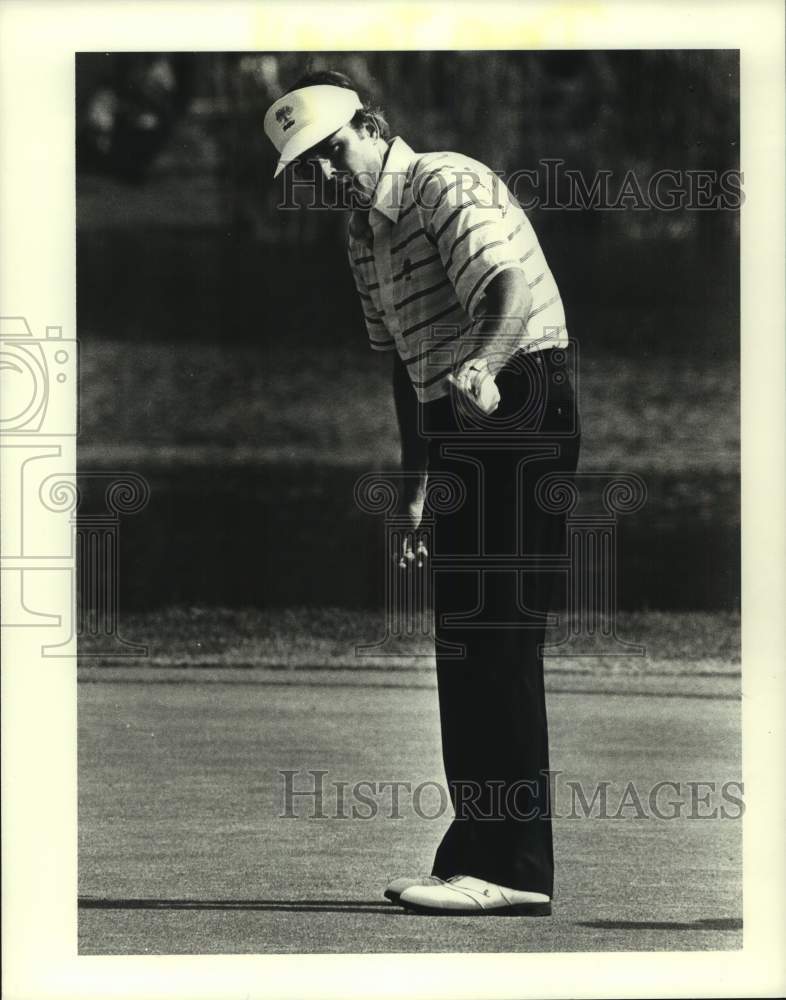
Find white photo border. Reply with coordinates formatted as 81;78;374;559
1;1;783;998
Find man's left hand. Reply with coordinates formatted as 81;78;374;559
448;357;501;415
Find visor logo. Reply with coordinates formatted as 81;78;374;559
276;105;296;132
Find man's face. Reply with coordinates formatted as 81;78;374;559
302;124;384;202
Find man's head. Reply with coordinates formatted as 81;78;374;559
263;69;391;200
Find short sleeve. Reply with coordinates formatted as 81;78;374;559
346;247;396;352
415;165;534;319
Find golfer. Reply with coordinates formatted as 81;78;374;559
264;70;581;916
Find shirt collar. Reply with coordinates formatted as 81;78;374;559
369;136;418;224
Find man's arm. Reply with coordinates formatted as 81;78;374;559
392;351;429;534
449;269;532;410
393;351;428;473
465;268;533;377
390;270;531;451
414;166;534;392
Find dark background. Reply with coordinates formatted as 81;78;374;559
75;50;740;612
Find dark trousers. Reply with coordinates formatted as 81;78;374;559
421;347;581;896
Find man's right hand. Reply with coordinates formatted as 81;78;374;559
395;532;429;570
392;352;430;569
393;473;429;569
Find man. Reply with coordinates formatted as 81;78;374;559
264;70;580;916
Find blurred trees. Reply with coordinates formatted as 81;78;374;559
76;50;739;245
76;53;197;181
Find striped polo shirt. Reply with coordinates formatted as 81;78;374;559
347;137;569;403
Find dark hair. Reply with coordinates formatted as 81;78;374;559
291;68;391;141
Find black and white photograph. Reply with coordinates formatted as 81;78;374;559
74;47;742;952
1;2;784;998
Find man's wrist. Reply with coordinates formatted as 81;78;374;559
401;465;429;485
458;353;499;383
465;312;527;378
472;345;519;378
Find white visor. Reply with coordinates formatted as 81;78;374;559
263;85;364;178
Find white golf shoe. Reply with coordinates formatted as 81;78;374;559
398;875;552;916
384;875;444;904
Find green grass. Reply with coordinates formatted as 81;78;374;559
77;340;739;475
